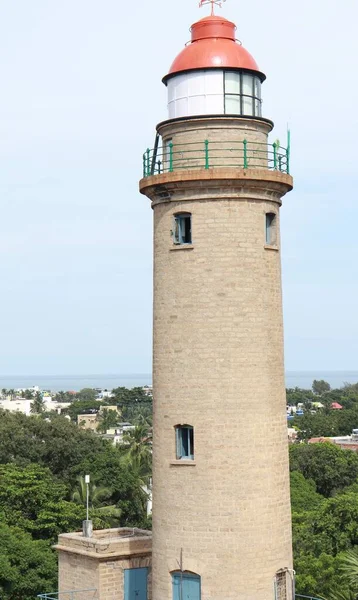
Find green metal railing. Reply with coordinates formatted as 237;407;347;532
142;138;290;178
296;595;325;600
37;590;97;600
37;589;319;600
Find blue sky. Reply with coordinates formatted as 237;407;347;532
0;0;357;375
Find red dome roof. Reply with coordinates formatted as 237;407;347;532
163;15;264;83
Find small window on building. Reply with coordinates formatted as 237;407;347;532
265;212;277;245
176;425;194;460
274;570;288;600
165;138;173;165
173;213;192;245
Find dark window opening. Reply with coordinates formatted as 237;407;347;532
176;425;194;460
265;212;277;245
174;213;192;245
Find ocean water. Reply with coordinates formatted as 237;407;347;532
0;372;358;392
0;374;152;393
285;371;358;390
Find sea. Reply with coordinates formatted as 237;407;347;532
0;371;358;392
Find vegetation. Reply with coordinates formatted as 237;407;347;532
112;386;153;424
0;402;152;599
287;380;358;597
30;391;45;414
4;379;358;598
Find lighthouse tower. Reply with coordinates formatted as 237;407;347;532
140;2;293;600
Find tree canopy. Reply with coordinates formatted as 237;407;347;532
0;406;151;599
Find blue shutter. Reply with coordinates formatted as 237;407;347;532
186;573;200;600
178;216;184;244
172;572;201;600
189;427;194;460
124;568;148;600
173;573;181;600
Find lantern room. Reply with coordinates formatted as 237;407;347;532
163;15;266;120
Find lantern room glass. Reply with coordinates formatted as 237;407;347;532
224;71;262;117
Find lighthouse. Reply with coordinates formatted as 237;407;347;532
140;1;294;599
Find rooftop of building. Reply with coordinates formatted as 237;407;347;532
54;527;152;559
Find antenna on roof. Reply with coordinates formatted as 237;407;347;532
82;474;93;538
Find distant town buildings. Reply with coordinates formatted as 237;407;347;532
309;429;358;452
0;397;70;416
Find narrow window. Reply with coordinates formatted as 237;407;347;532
274;570;288;600
265;212;277;245
165;138;173;163
176;425;194;460
173;213;192;245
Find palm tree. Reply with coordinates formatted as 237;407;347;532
122;424;152;485
30;392;45;414
325;549;358;600
340;549;358;586
327;592;357;600
8;389;15;401
72;476;111;507
1;388;8;398
71;476;121;526
97;408;120;433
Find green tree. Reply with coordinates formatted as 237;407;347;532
71;475;121;525
97;408;120;433
312;379;331;395
0;410;109;484
286;387;315;407
289;443;358;497
0;463;84;540
72;475;111;507
77;446;148;526
292;411;339;440
30;392;45;414
0;522;57;600
54;390;74;403
295;552;349;597
66;399;103;422
339;548;358;593
112;387;152;424
76;388;98;402
312;493;358;555
290;471;324;513
122;424;152;486
32;500;85;542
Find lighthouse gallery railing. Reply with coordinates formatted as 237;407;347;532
142;139;290;178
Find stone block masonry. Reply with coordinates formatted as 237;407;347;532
140;116;294;600
55;528;152;600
